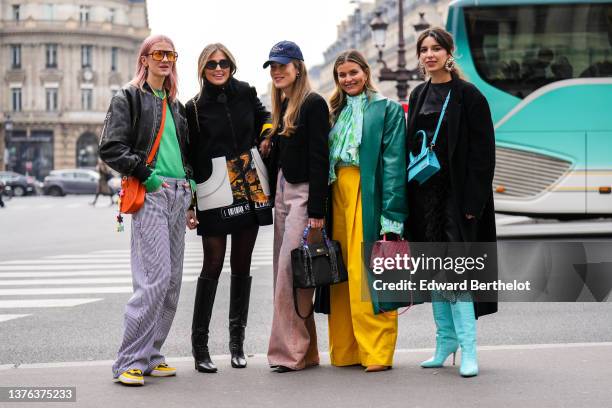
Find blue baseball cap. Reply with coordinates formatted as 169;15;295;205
263;41;304;68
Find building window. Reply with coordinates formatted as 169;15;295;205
11;45;21;69
44;4;54;20
11;88;22;112
45;44;58;68
81;89;93;110
12;5;20;21
111;47;118;72
79;5;90;24
46;88;58;111
109;8;115;23
81;45;93;68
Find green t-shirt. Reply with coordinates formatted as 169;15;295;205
152;89;186;179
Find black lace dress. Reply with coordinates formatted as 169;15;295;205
407;81;471;301
406;81;453;243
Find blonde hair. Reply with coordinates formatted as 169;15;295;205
270;60;312;137
329;50;377;123
196;43;237;92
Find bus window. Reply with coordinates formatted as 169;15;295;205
464;4;612;98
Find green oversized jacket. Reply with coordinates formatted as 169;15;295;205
359;93;408;246
329;93;408;314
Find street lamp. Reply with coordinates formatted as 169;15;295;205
370;4;430;102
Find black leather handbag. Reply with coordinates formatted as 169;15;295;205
291;226;348;319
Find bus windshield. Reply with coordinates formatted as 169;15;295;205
464;3;612;99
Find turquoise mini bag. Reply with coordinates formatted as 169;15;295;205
407;90;451;185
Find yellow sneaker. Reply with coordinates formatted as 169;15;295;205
115;369;144;386
150;363;176;377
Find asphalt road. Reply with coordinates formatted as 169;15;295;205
1;196;611;407
1;195;611;367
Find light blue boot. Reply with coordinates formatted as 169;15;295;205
450;300;478;377
421;300;458;368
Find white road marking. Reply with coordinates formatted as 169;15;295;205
0;276;200;286
1;256;271;264
0;267;244;278
0;287;134;296
0;261;270;271
0;298;103;308
2;342;611;370
0;314;30;323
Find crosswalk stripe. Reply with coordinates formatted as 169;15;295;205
0;276;200;286
0;314;30;322
0;256;272;264
0;243;274;316
45;253;271;259
0;298;103;308
0;267;248;278
0;287;134;296
0;260;201;265
92;248;272;255
0;263;201;271
0;261;271;271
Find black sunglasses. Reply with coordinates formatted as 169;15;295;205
205;59;231;70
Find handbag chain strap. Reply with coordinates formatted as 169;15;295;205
300;226;340;285
430;90;451;149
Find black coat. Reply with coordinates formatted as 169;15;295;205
406;74;498;318
185;78;273;236
185;78;270;183
267;93;330;218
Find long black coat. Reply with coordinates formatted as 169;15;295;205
406;73;497;318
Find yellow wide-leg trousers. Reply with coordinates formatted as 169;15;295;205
328;166;398;367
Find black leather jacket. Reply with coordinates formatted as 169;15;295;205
99;83;192;182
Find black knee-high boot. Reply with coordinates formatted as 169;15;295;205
229;275;252;368
192;277;218;373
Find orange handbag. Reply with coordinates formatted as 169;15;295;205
118;97;167;214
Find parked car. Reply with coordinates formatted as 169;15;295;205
43;169;99;196
0;171;40;196
43;169;121;196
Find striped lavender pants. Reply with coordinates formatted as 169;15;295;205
112;177;191;378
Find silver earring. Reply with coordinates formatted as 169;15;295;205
445;56;456;72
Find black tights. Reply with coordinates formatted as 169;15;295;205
200;226;259;280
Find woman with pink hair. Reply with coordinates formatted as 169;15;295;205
100;34;197;386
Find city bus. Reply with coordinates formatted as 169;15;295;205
446;0;612;217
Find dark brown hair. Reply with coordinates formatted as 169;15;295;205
416;27;464;79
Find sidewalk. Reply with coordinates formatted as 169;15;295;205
1;343;611;408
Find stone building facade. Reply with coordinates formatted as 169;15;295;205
309;0;450;101
0;0;149;179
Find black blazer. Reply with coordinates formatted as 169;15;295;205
407;74;497;318
268;92;330;218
